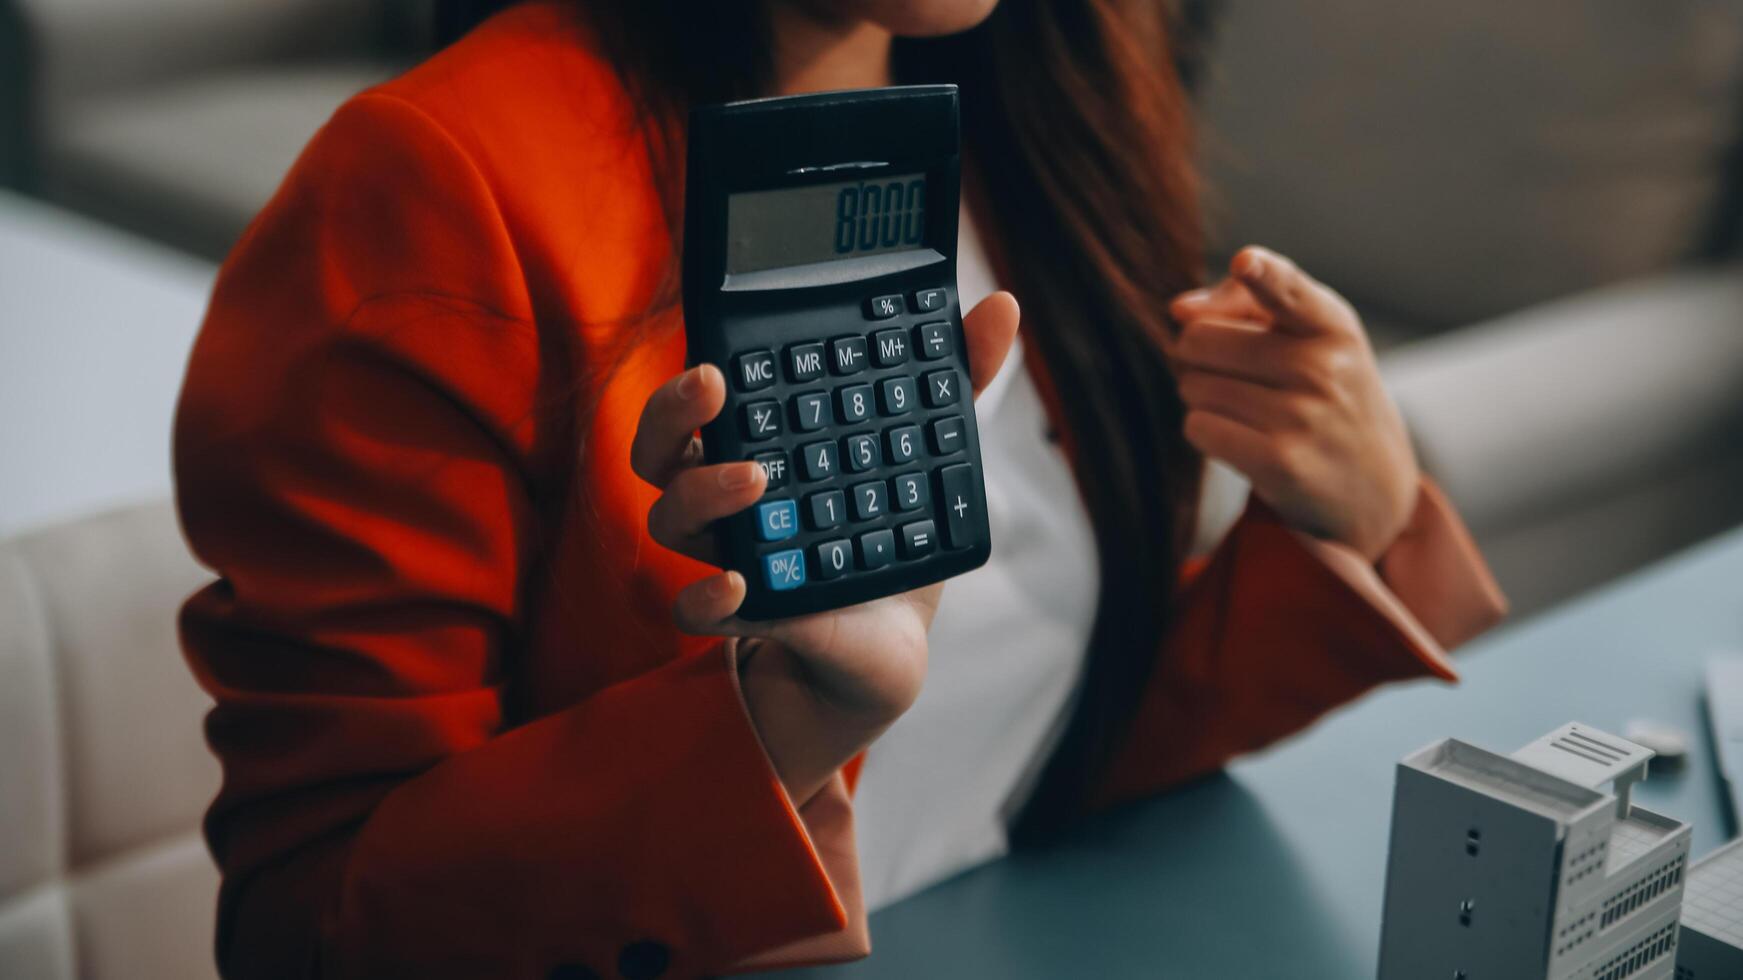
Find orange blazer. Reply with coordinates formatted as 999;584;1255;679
174;4;1506;978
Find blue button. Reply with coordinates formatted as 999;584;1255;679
755;499;799;541
762;549;807;591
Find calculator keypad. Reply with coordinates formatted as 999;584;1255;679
712;285;987;613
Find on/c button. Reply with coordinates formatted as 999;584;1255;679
755;499;799;541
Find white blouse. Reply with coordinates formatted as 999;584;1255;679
852;207;1248;909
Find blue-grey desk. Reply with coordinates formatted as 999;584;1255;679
775;526;1743;978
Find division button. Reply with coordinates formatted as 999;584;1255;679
787;341;826;382
741;400;782;440
866;294;904;319
912;288;947;313
857;528;896;569
915;322;953;360
830;335;869;374
732;350;777;391
937;464;977;549
752;451;789;491
899;519;937;559
815;539;852;579
926;415;966;455
754;499;799;542
922;369;959;407
871;327;910;366
762;548;807;591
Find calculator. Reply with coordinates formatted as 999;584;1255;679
683;85;991;621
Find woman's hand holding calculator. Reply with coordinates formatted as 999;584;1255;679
632;291;1019;805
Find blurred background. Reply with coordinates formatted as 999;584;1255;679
1;1;1740;978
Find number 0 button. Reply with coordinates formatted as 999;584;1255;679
815;539;852;579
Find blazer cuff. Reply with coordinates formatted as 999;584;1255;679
1283;478;1507;681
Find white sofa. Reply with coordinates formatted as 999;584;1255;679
0;502;219;980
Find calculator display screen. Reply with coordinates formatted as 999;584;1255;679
726;173;927;274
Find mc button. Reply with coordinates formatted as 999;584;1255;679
732;350;776;391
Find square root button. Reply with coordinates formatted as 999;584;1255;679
755;499;799;541
762;548;807;591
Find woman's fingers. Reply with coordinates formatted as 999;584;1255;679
1166;317;1305;390
630;364;726;488
1182;409;1287;488
1228;246;1352;337
1169;275;1272;325
1175;369;1315;435
646;460;765;563
673;571;748;633
962;291;1020;397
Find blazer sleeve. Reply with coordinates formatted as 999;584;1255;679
1090;478;1507;807
175;92;864;980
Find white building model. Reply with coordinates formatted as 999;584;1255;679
1378;723;1692;980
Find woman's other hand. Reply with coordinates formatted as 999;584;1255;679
1167;246;1419;562
631;292;1020;804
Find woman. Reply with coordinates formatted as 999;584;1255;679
174;1;1506;977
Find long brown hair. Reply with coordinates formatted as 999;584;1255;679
441;0;1205;844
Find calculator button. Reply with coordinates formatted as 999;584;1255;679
755;499;799;542
791;391;830;432
899;519;937;559
815;539;852;579
851;481;887;520
799;440;838;480
878;376;918;415
912;288;948;313
843;433;880;472
871;328;910;367
891;472;928;512
927;415;966;455
752;451;789;491
922;369;960;407
807;489;846;530
733;350;777;391
915;322;953;360
763;548;807;591
866;295;904;320
830;335;869;374
787;342;826;382
857;528;896;569
742;400;782;440
836;383;873;423
885;424;921;464
937;464;977;549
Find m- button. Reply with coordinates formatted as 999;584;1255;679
937;464;976;549
732;350;776;391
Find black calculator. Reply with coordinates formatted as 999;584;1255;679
683;85;991;621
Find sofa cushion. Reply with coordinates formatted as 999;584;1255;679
14;504;219;867
0;547;63;898
41;61;397;258
72;835;220;980
1196;0;1743;329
